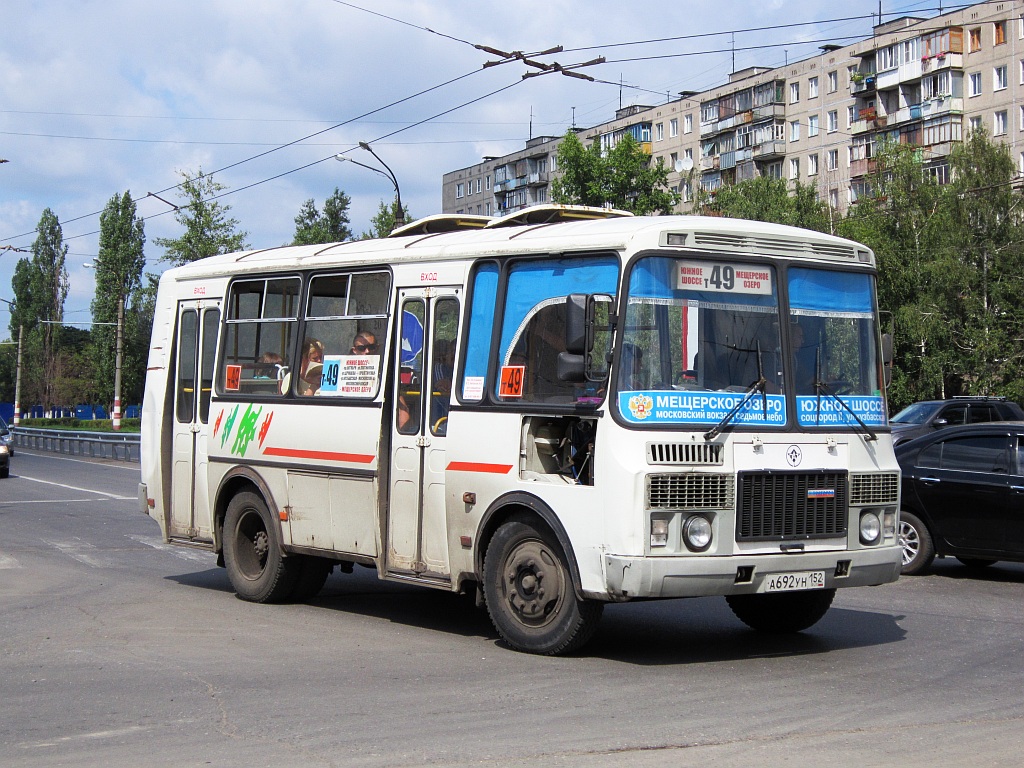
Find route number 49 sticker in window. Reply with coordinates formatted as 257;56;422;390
499;365;525;398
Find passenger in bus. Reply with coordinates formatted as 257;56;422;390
351;330;378;355
254;351;283;379
298;338;325;396
619;342;645;390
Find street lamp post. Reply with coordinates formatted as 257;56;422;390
336;143;404;229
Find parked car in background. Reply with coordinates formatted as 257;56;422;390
0;418;9;478
889;396;1024;447
0;415;14;457
896;421;1024;574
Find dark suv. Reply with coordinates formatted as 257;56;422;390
889;397;1024;446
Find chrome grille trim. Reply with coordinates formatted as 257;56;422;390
647;473;734;510
849;472;900;505
646;442;724;466
736;471;848;541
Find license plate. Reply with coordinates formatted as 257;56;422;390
763;570;826;593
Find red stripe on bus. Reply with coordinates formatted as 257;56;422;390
263;447;375;464
446;461;513;474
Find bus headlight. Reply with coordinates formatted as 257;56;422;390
651;518;669;548
859;511;881;545
683;515;712;552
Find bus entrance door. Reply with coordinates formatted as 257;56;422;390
169;301;220;543
387;288;461;581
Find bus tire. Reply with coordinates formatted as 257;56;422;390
483;519;603;655
223;491;298;603
726;588;836;633
290;557;334;601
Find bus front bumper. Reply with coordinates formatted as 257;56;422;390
601;546;901;600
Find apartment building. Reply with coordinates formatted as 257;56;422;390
441;0;1024;216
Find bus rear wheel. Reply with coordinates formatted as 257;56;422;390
483;519;602;655
223;491;298;603
726;588;836;633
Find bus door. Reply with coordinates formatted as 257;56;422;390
169;300;220;542
387;287;461;579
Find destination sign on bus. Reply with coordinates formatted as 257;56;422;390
676;261;773;295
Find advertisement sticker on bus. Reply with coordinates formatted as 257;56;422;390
796;394;886;427
318;354;380;397
676;261;773;296
619;390;787;425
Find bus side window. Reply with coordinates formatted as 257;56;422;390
429;297;460;436
397;300;425;435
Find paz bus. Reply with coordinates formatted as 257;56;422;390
139;205;902;655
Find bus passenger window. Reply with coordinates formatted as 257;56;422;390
429;298;460;435
397;301;425;435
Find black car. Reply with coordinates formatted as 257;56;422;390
0;417;9;479
889;396;1024;447
896;421;1024;574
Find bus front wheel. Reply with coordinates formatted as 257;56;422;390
483;519;603;655
726;588;836;633
223;491;298;603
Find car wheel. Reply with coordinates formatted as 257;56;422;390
483;518;603;655
898;511;935;575
0;467;8;479
726;589;836;633
223;491;298;603
956;557;997;569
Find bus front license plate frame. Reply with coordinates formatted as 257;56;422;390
762;570;826;593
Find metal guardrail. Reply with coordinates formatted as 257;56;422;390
12;427;140;462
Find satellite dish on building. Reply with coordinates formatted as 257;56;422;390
676;157;694;173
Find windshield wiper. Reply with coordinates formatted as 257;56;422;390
813;348;877;441
704;341;767;441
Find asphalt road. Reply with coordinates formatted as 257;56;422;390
2;448;1023;768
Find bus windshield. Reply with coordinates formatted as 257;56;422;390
616;256;885;430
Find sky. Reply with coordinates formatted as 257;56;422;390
0;0;951;332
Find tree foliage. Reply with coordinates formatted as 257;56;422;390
551;131;680;215
703;176;832;233
91;191;148;408
293;187;353;245
154;169;248;265
361;199;412;239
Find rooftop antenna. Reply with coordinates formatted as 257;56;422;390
619;75;623;111
529;106;533;140
571;106;576;129
731;32;735;73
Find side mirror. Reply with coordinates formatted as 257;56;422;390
565;294;587;355
557;351;586;383
881;332;893;388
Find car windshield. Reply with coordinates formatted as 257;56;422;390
891;402;941;424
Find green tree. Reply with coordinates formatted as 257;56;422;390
293;187;353;244
703;176;831;233
551;131;680;215
91;191;147;410
154;169;248;265
361;199;412;239
11;208;70;412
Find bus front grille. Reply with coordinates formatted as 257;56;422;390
647;473;734;510
850;472;899;505
736;471;848;541
646;442;724;465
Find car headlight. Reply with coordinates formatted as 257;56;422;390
683;515;712;552
0;445;8;456
859;510;881;545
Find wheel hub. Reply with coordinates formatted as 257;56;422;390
504;542;562;626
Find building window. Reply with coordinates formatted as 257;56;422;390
669;118;679;137
767;161;782;179
670;151;678;169
684;147;693;162
828;71;838;93
485;175;491;190
1020;105;1024;131
969;27;982;52
969;116;983;133
808;77;819;99
995;20;1007;45
827;149;839;171
807;154;818;176
808;115;819;137
1020;60;1024;84
549;155;557;172
476;179;482;194
995;110;1008;136
655;122;664;141
684;114;693;134
995;65;1008;91
969;71;982;96
790;82;800;103
847;105;856;128
829;189;839;209
456;183;464;199
486;201;491;215
827;110;838;133
789;158;800;179
790;120;800;142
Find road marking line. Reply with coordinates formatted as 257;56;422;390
0;498;124;506
16;475;134;500
126;534;212;562
44;540;109;568
0;553;21;569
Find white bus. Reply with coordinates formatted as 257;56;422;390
140;206;901;655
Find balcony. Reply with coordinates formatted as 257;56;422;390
850;158;877;178
527;171;549;186
753;140;786;159
851;74;876;94
921;52;963;72
700;155;720;171
919;96;964;119
752;103;786;121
